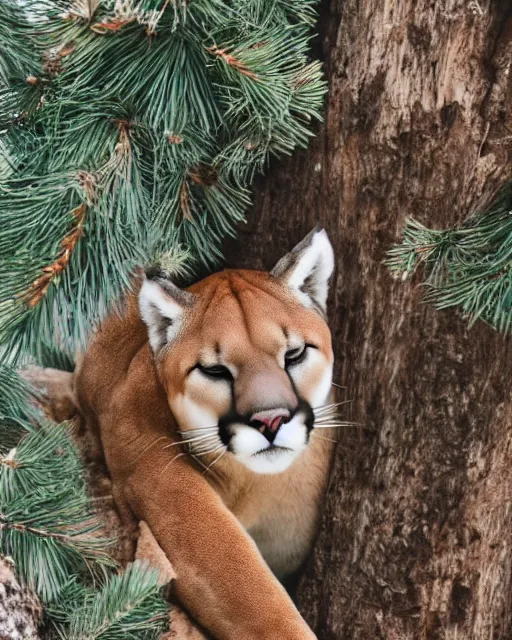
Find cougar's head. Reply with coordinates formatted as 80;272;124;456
139;228;335;475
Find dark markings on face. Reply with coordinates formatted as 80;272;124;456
218;398;315;451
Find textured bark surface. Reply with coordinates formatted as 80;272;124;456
0;557;42;640
224;1;512;638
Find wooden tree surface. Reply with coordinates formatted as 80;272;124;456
225;1;512;638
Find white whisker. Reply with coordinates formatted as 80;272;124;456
181;434;218;443
194;443;225;458
192;440;224;455
177;430;218;437
133;435;171;463
163;433;218;450
315;417;360;424
313;422;362;428
313;399;353;413
313;424;340;428
189;453;223;480
331;382;347;389
177;424;218;433
202;448;228;475
314;420;357;425
189;453;209;471
159;451;188;479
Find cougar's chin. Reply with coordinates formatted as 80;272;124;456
230;416;309;475
240;447;302;475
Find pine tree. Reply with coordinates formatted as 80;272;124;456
0;0;325;636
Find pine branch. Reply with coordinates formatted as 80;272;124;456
56;562;169;640
25;204;87;310
207;45;259;80
0;424;115;602
33;342;76;373
1;0;325;359
230;0;319;28
387;185;512;332
0;0;44;129
0;369;169;637
0;365;41;448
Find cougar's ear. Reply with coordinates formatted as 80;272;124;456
271;227;334;315
139;266;196;353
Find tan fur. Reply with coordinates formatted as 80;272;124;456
21;366;77;423
75;267;335;640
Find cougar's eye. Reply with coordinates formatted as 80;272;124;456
196;363;233;381
285;344;310;367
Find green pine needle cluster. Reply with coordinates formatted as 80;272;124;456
0;363;41;446
387;185;512;332
0;0;43;128
0;424;113;602
0;366;168;638
48;562;169;640
0;0;325;362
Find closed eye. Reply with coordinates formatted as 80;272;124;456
196;363;233;381
285;344;316;367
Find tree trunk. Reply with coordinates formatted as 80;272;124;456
224;1;512;638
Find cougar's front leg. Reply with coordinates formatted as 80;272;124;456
124;455;316;640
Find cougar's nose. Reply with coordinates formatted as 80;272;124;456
250;408;290;443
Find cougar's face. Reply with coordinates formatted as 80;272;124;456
140;229;335;475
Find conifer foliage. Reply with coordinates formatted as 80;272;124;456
388;186;512;333
0;0;325;636
0;0;325;361
0;365;169;638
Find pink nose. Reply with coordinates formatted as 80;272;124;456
250;408;290;433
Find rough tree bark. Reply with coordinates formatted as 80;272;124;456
225;1;512;638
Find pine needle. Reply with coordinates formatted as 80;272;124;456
0;0;326;361
387;185;512;333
